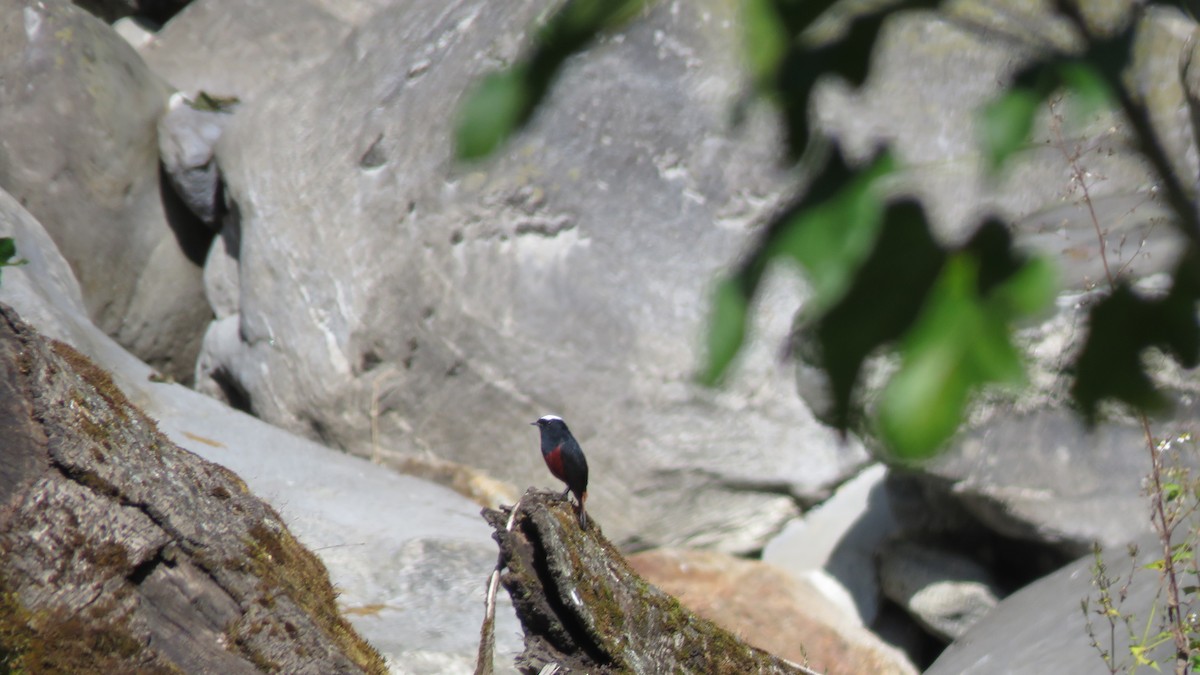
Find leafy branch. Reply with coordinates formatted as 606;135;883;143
453;0;1200;463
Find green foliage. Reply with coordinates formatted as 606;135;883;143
813;198;945;433
982;59;1115;170
702;277;750;386
700;150;897;386
981;88;1041;171
741;0;940;159
764;152;897;310
1086;435;1200;673
1072;246;1200;423
455;0;648;160
880;236;1055;458
0;237;27;287
456;68;533;161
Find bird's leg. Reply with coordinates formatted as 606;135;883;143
559;485;571;501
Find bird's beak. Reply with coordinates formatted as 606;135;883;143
530;421;537;426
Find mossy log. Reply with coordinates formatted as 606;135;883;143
0;303;386;673
482;489;810;674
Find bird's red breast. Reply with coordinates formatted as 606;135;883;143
544;445;566;482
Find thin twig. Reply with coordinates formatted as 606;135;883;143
1047;97;1114;286
1049;33;1193;667
474;495;526;675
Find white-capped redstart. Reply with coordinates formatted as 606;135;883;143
532;415;589;528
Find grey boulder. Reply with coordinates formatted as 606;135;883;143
0;0;211;382
878;541;1001;643
926;533;1173;674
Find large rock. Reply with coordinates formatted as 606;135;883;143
0;185;523;671
926;532;1175;674
0;0;211;382
763;463;899;626
628;548;918;675
139;0;354;103
878;542;1001;643
185;0;864;551
0;301;385;673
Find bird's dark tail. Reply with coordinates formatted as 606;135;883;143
577;491;588;529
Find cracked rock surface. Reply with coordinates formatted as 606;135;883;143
0;302;385;674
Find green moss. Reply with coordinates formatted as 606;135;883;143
49;340;134;425
237;521;387;674
81;541;130;572
0;574;162;674
70;468;120;499
0;589;34;673
224;617;280;672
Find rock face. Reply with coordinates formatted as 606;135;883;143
0;302;385;673
177;0;862;551
877;542;1001;643
925;532;1176;674
763;464;899;625
0;0;211;382
139;0;355;102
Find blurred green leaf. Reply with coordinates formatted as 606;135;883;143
866;220;1053;459
1073;284;1171;422
991;255;1056;317
766;151;896;308
553;0;646;39
455;69;532;161
747;0;938;159
0;237;27;288
879;254;1032;458
981;57;1115;171
701;149;897;386
981;88;1040;171
1057;61;1113;123
455;0;648;161
1072;246;1200;423
1164;481;1183;503
700;277;750;386
742;0;790;88
816;199;946;431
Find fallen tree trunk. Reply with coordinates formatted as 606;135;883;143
480;489;815;674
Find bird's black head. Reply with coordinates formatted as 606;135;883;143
532;414;572;446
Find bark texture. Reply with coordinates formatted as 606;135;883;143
483;489;809;674
0;303;386;673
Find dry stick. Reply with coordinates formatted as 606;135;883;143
1052;4;1198;670
474;495;526;675
1107;81;1195;675
1048;99;1115;288
1050;74;1192;671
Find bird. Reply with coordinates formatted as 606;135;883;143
531;415;589;528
